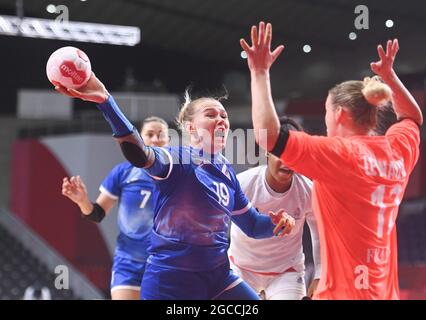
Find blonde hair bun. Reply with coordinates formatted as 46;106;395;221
362;76;392;107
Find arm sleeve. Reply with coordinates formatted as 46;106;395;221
231;170;274;239
96;95;155;168
306;208;322;279
277;130;354;182
236;171;249;193
385;119;421;174
96;95;134;137
231;206;275;239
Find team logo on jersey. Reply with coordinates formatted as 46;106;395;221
126;168;143;183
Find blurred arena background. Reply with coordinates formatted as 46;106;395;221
0;0;425;300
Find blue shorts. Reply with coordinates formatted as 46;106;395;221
110;255;146;293
141;261;259;300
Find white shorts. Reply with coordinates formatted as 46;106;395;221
230;263;306;300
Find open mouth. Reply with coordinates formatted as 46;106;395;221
278;167;293;174
214;128;226;138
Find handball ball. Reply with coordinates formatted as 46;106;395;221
46;46;91;89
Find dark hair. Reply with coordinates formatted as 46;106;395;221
374;102;397;135
328;77;392;131
279;116;303;132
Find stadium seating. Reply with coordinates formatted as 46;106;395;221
0;224;77;300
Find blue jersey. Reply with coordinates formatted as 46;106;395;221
95;95;277;273
101;162;156;262
145;146;273;271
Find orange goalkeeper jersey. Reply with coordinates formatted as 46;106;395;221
280;119;420;300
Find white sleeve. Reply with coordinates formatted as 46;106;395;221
99;185;119;200
306;208;321;279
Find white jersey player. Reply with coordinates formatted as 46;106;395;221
229;117;321;300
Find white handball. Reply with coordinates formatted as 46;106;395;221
46;46;91;89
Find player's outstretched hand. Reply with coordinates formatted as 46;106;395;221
240;21;284;73
54;72;109;104
269;209;295;237
370;39;399;81
62;176;89;205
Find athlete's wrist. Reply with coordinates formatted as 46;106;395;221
100;89;110;104
250;68;270;78
81;203;106;223
78;199;94;215
380;69;397;84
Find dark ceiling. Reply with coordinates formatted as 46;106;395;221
2;0;425;62
0;0;425;112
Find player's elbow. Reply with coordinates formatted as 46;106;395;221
119;142;150;168
407;109;424;126
398;113;423;127
254;130;280;152
416;112;423;126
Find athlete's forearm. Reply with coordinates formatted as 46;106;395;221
250;70;281;151
77;195;108;222
382;70;423;126
97;96;155;168
97;95;134;137
231;206;274;239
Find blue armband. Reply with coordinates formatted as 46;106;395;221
97;95;134;137
231;206;275;239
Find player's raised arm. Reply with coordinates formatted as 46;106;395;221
241;21;284;151
54;73;171;177
370;39;423;126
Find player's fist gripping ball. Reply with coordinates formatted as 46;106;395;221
46;46;91;89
